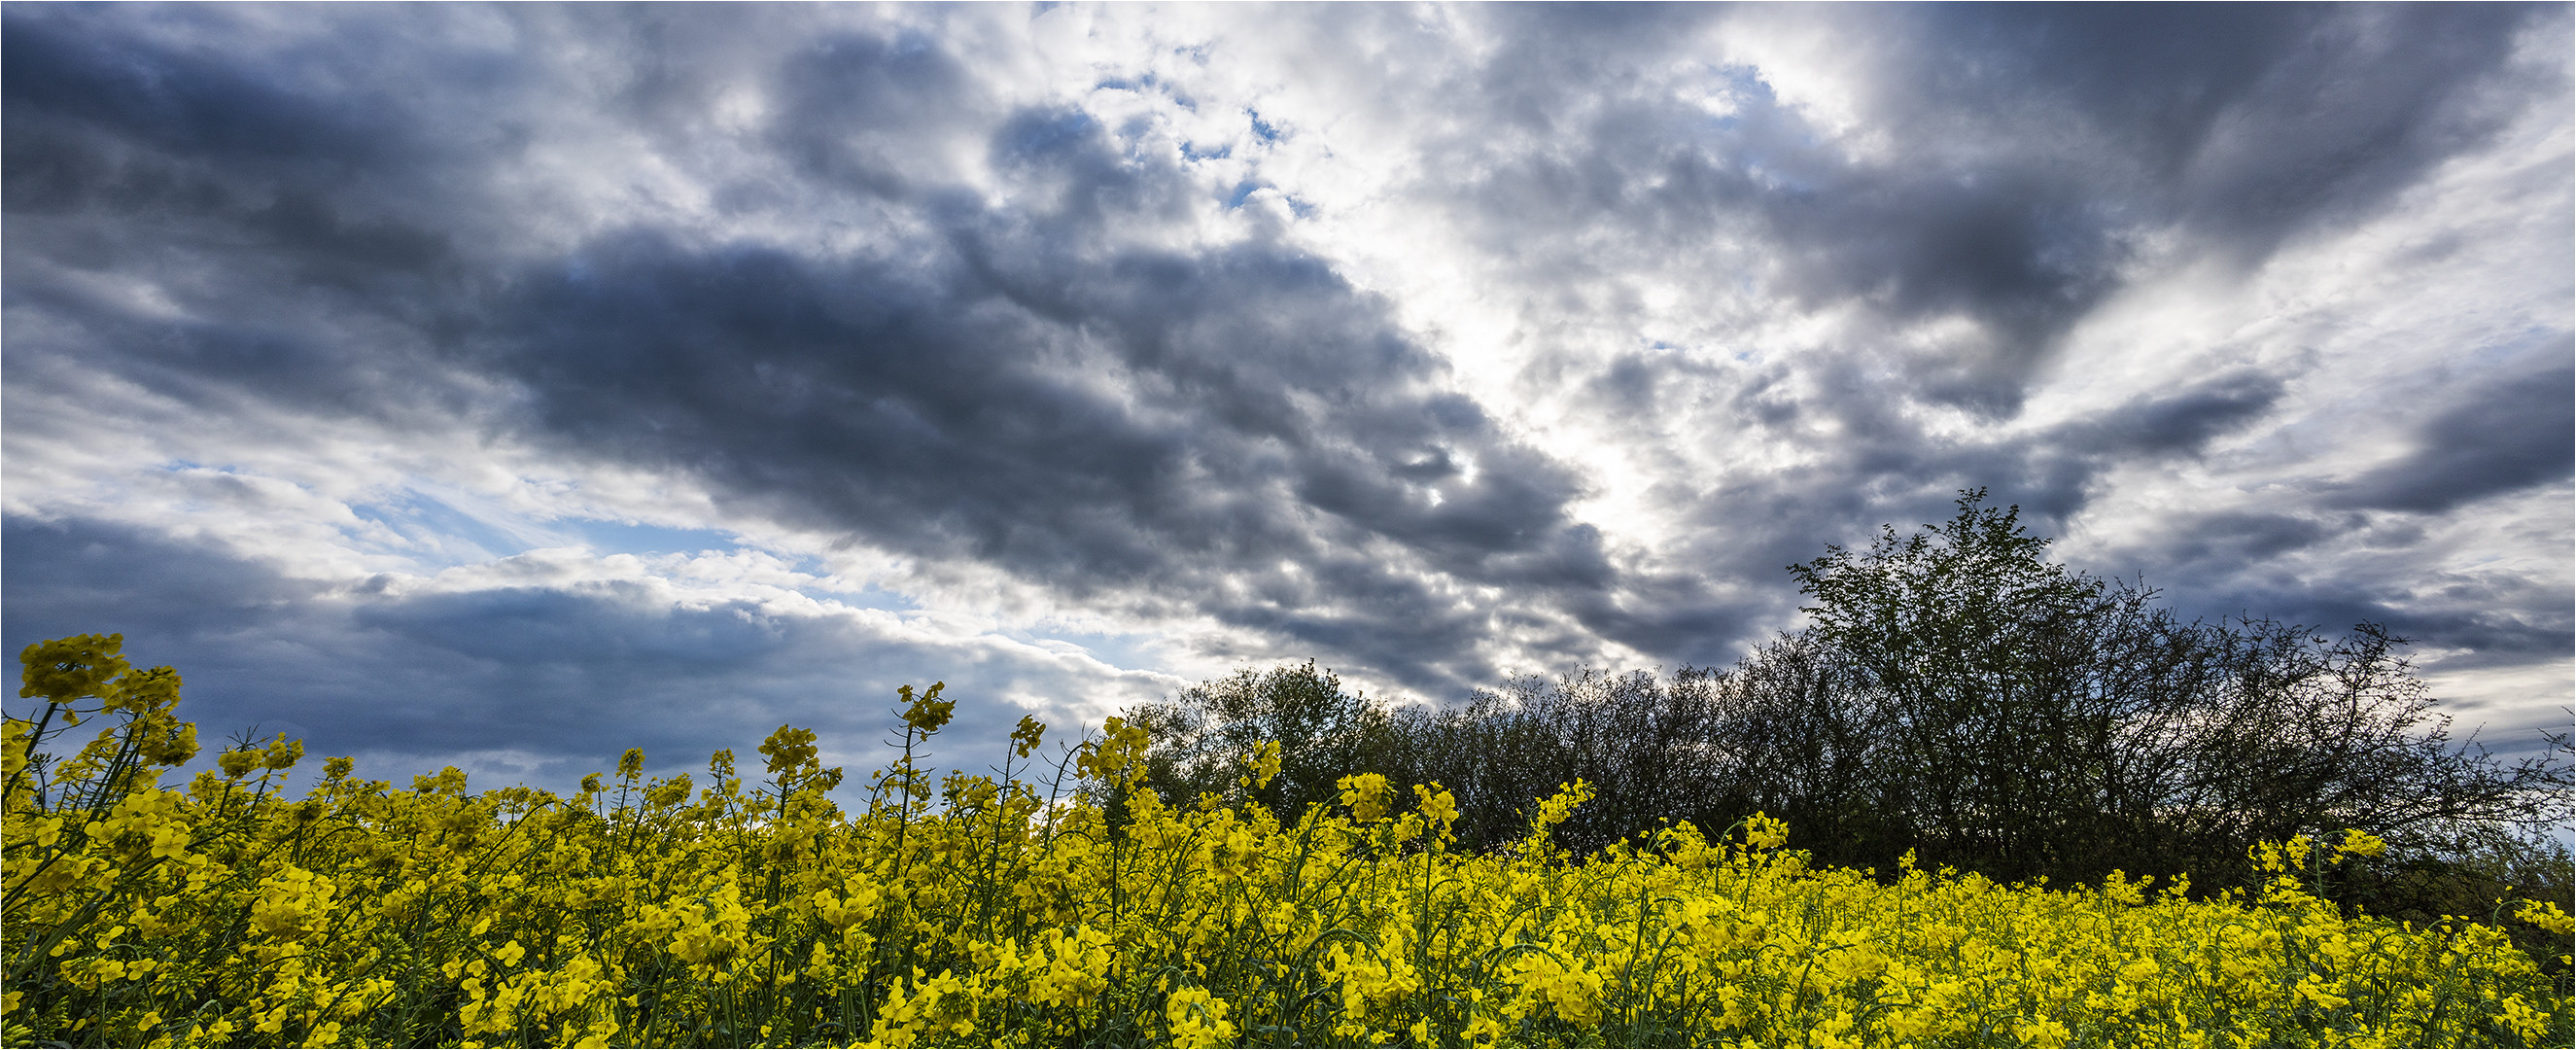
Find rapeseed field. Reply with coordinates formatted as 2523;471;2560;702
7;634;2569;1048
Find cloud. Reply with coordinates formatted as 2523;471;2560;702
458;136;1621;690
1;514;1179;787
1368;4;2551;411
2329;358;2575;514
4;3;2566;786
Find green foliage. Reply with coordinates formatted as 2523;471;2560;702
1127;490;2571;928
1788;487;2108;710
1124;660;1396;822
1767;490;2568;893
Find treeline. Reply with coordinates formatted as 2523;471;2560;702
1119;492;2572;927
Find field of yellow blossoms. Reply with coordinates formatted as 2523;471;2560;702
6;634;2570;1048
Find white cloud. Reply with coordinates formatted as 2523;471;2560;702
5;4;2564;788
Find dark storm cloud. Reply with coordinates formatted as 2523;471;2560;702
0;515;1137;786
1897;5;2535;250
1443;3;2550;409
2062;374;2287;459
3;516;704;762
766;24;991;199
1;5;1615;704
2118;355;2576;674
2079;499;2574;682
2036;355;2575;665
1404;3;2564;677
1;14;395;183
3;3;2565;773
2179;567;2574;679
2;516;320;645
2140;510;2341;572
476;219;1598;686
1635;367;2300;670
2330;357;2576;514
1686;370;2280;546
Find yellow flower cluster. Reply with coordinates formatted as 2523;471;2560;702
5;635;2568;1048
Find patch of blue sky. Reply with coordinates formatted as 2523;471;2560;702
1711;63;1774;107
1181;140;1232;162
889;28;935;57
560;518;737;558
1223;180;1263;209
1245;109;1280;143
1005;109;1097;156
345;493;538;566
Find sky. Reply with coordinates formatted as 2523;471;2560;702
5;2;2570;791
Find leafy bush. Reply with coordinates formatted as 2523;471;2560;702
1129;492;2569;926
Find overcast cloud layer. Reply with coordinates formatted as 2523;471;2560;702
6;3;2569;788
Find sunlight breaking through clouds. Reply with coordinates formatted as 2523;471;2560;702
5;3;2567;786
